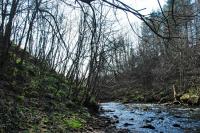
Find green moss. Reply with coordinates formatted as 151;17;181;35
0;46;92;132
188;87;200;96
180;86;200;104
63;118;84;129
180;93;199;105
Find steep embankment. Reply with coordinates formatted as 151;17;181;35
0;48;107;132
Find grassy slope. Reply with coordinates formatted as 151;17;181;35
0;48;93;132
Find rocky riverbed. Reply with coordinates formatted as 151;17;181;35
100;102;200;133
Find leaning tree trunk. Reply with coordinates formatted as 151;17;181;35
0;0;19;69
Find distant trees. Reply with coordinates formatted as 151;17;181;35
1;0;200;103
98;0;200;98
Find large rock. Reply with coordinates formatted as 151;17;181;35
188;95;199;105
180;93;190;103
180;93;199;105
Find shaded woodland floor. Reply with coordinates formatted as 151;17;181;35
0;49;113;133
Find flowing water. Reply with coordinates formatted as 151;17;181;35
100;102;200;133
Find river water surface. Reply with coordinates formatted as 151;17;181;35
100;102;200;133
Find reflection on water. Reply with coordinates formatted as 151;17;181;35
100;102;200;133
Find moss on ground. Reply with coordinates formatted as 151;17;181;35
64;118;85;129
0;50;92;132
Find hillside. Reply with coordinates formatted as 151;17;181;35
0;47;104;132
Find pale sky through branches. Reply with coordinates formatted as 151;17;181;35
109;0;167;46
134;0;167;15
115;0;167;27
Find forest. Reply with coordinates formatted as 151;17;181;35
0;0;200;132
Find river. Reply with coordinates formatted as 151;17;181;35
100;102;200;133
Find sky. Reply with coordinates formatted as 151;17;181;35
133;0;167;15
115;0;167;26
51;0;168;73
107;0;167;46
64;0;168;34
59;0;168;49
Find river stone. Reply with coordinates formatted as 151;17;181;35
157;110;162;113
141;124;155;129
110;119;119;124
115;120;119;123
173;123;181;127
105;126;129;133
117;129;129;133
105;109;114;112
142;105;149;111
174;115;182;118
145;119;153;123
113;115;119;119
124;123;133;127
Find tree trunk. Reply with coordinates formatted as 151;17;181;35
0;0;19;68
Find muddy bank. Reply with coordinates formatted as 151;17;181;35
85;115;129;133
